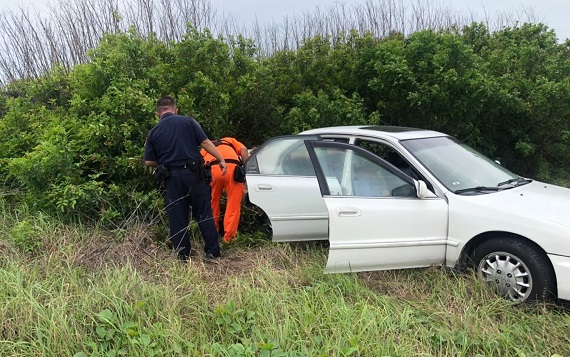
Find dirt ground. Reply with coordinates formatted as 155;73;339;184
69;228;424;302
70;226;303;282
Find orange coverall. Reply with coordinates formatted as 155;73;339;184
201;137;248;243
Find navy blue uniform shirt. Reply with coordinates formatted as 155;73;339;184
144;112;207;166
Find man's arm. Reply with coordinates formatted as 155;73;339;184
143;136;157;167
201;139;228;175
240;147;249;162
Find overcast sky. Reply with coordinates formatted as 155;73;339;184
2;0;569;41
211;0;569;41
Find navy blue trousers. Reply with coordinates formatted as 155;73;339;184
164;169;221;257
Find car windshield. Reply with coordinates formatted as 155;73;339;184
400;136;521;193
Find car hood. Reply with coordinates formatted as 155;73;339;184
458;181;570;228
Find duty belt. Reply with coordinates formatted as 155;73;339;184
168;158;203;170
167;165;189;171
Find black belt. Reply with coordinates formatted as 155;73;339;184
167;158;203;170
168;165;190;171
210;159;241;165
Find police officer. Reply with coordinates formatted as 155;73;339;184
144;96;227;261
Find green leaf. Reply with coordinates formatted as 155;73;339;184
96;326;108;339
139;334;151;347
97;309;116;324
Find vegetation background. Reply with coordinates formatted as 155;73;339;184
0;0;569;355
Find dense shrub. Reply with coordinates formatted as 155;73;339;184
1;23;569;222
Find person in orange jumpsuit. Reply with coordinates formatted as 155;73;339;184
201;137;249;243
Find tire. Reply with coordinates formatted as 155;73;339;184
262;213;273;237
471;237;556;302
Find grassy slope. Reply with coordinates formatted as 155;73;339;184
1;208;569;357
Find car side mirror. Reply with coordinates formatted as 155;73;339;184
415;180;437;199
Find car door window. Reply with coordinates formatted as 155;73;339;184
351;155;390;197
312;147;347;195
313;145;415;197
282;146;315;176
247;136;317;176
355;139;413;175
354;138;433;192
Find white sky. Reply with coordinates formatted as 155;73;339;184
211;0;570;41
2;0;569;41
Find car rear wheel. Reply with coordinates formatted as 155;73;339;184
471;237;556;302
261;213;273;236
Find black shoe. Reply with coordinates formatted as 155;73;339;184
178;253;190;262
204;253;221;263
177;249;197;262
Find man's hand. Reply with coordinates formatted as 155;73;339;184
201;138;228;175
219;160;228;176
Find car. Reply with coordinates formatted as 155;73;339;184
243;125;570;303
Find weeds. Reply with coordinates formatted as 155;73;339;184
1;198;570;356
76;308;160;357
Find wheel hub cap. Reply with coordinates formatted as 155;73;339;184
477;251;532;301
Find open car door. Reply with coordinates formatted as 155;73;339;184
245;135;329;241
305;141;449;273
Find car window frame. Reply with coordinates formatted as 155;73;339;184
352;137;436;193
305;140;415;197
245;135;320;175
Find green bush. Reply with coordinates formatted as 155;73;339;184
1;24;569;221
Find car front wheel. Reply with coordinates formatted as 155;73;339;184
471;237;556;302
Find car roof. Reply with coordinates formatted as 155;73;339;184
300;125;448;141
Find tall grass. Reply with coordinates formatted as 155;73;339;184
1;198;569;356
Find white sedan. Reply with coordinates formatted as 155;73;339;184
244;125;570;302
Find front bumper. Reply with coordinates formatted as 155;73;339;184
549;254;570;300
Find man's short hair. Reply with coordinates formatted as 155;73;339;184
157;96;177;111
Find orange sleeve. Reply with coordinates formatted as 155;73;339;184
201;148;215;162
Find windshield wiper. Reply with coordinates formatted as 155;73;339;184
456;177;533;194
455;186;501;195
497;177;533;187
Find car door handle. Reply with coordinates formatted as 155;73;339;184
337;207;361;216
256;184;274;191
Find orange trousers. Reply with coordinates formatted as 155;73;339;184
210;164;245;242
